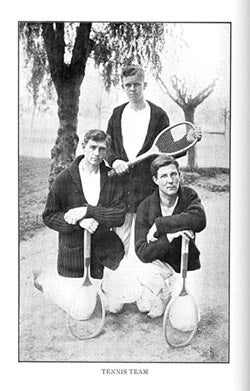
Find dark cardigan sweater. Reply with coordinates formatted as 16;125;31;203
135;186;206;272
42;155;126;279
106;100;187;213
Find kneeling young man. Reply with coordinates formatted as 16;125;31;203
34;129;126;312
134;156;206;316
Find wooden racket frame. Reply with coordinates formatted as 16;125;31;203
163;236;199;348
108;121;197;178
67;229;106;340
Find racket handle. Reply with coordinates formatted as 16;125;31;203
108;164;132;178
181;236;189;278
84;230;91;267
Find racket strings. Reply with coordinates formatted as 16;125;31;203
163;294;198;348
155;129;191;154
68;289;105;340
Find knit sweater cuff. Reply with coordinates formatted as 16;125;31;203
85;205;94;219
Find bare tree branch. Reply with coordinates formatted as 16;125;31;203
170;75;188;108
189;79;216;106
156;75;179;104
157;73;216;110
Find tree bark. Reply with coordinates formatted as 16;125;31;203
48;76;82;186
41;22;93;187
183;106;197;169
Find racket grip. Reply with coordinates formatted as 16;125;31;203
181;236;190;278
84;230;91;259
182;254;188;279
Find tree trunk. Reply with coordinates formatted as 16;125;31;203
183;106;197;169
48;76;82;187
41;22;93;187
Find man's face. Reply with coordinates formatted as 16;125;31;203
122;74;147;104
153;164;181;198
83;139;107;167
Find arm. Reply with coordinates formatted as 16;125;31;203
157;110;170;132
106;112;122;167
135;201;173;263
42;184;82;234
155;188;206;235
85;177;126;228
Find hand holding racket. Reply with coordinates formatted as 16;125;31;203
163;235;199;348
108;121;198;178
67;229;105;340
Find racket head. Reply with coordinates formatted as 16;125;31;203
107;121;197;178
67;286;105;340
154;121;197;157
163;293;199;348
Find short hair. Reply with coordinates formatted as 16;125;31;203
121;65;145;80
150;156;180;178
83;129;111;148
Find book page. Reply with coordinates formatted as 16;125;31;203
1;0;249;390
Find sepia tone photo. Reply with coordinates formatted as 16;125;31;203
19;22;230;362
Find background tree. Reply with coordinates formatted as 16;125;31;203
19;22;166;186
221;99;230;136
156;74;216;168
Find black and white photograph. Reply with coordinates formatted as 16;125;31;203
1;0;249;389
18;21;230;363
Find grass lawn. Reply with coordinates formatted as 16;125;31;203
19;156;50;240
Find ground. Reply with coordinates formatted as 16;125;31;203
19;157;229;362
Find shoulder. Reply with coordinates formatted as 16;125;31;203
137;190;158;212
52;156;82;186
53;166;71;184
179;185;200;200
147;100;167;116
111;102;129;115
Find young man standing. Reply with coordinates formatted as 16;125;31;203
34;129;126;312
106;65;202;253
134;156;206;317
103;65;202;312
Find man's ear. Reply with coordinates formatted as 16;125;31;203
82;142;85;151
152;175;158;185
143;81;148;90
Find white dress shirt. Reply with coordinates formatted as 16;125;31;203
79;159;100;206
121;102;150;161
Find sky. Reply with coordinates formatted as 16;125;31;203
160;23;230;98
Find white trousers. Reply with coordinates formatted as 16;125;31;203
102;213;178;317
34;213;178;318
35;268;102;313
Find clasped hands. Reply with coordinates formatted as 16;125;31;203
64;207;99;234
147;223;194;244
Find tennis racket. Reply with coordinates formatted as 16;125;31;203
108;121;197;178
163;236;199;348
67;230;105;340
